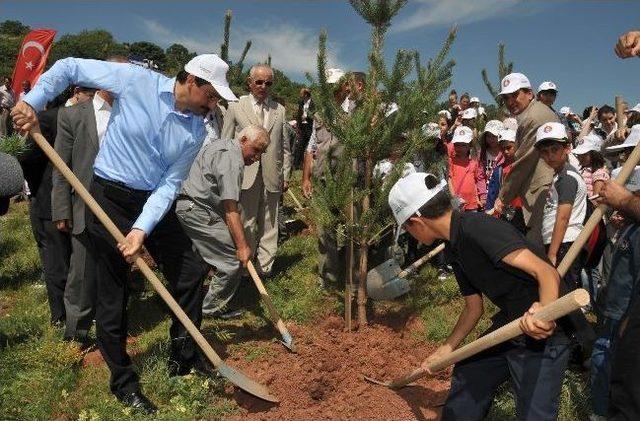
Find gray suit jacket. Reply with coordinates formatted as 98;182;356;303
51;100;100;235
221;94;291;192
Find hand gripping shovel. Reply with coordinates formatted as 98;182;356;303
246;261;296;352
364;289;590;388
366;243;445;300
29;129;278;403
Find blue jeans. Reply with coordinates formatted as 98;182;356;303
590;317;620;416
442;336;570;421
581;266;602;306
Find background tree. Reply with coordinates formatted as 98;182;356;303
128;41;167;70
312;0;456;327
0;20;30;37
165;43;196;75
481;43;513;108
50;29;127;63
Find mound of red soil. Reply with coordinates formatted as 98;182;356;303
225;315;451;420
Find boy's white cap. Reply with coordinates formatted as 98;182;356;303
452;126;473;144
499;72;531;95
626;103;640;114
461;108;477;120
388;172;448;240
538;81;558;92
499;128;517;143
470;96;480;103
535;122;569;144
612;166;640;192
573;133;604;155
325;68;346;84
483;119;504;137
559;106;572;115
184;54;238;101
438;109;452;120
606;125;640;151
503;117;518;131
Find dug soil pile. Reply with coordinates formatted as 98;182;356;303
226;314;451;420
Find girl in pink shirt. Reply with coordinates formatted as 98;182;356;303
449;126;486;211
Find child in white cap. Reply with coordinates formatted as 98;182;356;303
387;172;569;421
449;126;486;211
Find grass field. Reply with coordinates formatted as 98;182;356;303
0;183;592;420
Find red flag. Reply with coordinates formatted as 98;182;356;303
11;29;57;100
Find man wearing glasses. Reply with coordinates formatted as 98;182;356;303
220;64;291;291
11;54;237;413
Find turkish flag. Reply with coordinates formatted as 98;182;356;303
11;29;57;99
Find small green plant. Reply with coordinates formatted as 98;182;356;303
0;133;31;157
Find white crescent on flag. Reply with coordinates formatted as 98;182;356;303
22;40;45;58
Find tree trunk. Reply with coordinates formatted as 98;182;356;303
345;162;355;331
357;156;372;327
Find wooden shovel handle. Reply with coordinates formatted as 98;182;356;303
246;261;292;340
287;189;305;213
397;243;445;278
556;117;640;277
29;129;225;368
616;95;625;129
389;289;589;389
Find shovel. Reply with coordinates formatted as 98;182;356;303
367;243;445;300
29;129;279;403
364;289;590;388
247;261;296;352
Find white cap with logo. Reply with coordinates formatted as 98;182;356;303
325;68;346;84
499;72;531;96
388;172;448;240
184;54;238;102
573;132;604;155
559;106;573;116
612;166;640;192
461;108;477;120
499;128;517;143
452;126;473;144
483;120;505;137
470;96;480;104
535;122;569;144
438;109;452;120
538;81;558;92
606;125;640;152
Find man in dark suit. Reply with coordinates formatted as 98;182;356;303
294;88;313;169
20;103;77;325
52;88;112;341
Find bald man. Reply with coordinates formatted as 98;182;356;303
221;64;291;277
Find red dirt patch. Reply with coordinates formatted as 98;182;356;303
225;315;450;420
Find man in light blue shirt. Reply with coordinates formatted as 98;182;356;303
12;54;238;413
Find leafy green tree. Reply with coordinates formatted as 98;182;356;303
165;43;196;76
311;0;456;327
481;43;513;107
0;20;30;37
50;30;127;63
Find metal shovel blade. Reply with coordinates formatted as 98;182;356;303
366;259;411;301
279;331;296;353
217;363;279;403
363;375;418;388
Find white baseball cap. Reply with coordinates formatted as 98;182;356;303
612;166;640;192
483;120;505;137
184;54;238;102
499;128;517;143
438;109;452;120
626;103;640;114
461;108;477;120
503;117;518;131
325;68;346;84
470;96;480;104
606;125;640;152
452;126;473;144
538;81;558;92
499;72;531;96
388;172;448;240
422;122;440;138
535;122;569;144
573;133;604;155
559;106;573;116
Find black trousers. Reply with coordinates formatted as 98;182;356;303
609;298;640;420
293;121;312;169
86;177;209;395
29;200;71;324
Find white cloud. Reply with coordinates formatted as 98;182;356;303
139;17;346;77
394;0;522;32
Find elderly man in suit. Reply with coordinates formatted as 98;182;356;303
221;64;291;278
52;87;114;342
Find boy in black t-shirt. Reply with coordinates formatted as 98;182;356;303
388;172;569;421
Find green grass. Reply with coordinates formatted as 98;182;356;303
1;185;597;420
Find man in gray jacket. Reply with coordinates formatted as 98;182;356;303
176;125;269;316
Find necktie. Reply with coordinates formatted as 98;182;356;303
257;103;265;126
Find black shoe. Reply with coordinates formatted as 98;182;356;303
115;391;158;414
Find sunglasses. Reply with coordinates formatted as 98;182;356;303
253;80;273;87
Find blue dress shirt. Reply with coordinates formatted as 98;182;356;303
24;58;205;234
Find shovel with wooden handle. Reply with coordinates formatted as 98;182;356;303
365;289;590;388
246;261;296;352
287;189;306;213
28;128;279;403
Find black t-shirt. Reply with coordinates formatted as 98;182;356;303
445;211;544;327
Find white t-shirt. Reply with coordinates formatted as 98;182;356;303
541;165;587;245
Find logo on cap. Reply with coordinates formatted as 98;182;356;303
577;138;584;145
549;83;555;88
543;125;552;133
459;129;465;135
503;79;510;87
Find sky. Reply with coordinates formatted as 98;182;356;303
3;0;640;113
